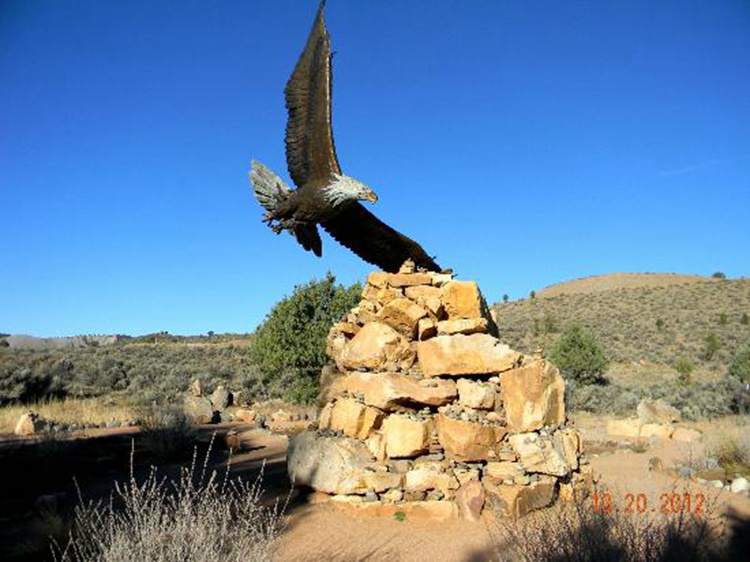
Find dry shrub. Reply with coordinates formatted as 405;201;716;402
491;490;727;562
53;445;284;562
0;396;136;433
704;416;750;477
137;404;197;462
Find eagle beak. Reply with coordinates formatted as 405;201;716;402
365;190;378;203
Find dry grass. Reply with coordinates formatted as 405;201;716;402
494;278;750;371
0;396;137;434
490;487;727;562
703;416;750;478
537;273;718;298
52;443;285;562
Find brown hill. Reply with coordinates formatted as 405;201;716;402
493;276;750;373
537;273;719;298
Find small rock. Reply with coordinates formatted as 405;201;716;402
382;488;404;503
189;379;202;397
365;491;379;502
14;412;45;436
426;490;445;501
705;457;720;470
730;477;749;494
210;385;231;411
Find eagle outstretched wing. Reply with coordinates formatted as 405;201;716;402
322;203;440;272
284;1;341;187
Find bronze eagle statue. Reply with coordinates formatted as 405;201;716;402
249;0;440;273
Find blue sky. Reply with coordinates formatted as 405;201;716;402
2;0;749;337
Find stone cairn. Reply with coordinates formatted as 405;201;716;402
288;263;591;520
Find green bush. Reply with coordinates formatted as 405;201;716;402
729;344;750;384
566;377;744;420
675;356;694;385
0;345;258;406
702;332;721;361
249;273;360;403
549;325;609;385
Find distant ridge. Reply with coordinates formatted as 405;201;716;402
538;273;718;298
3;334;127;349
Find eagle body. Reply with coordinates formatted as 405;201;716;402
249;1;440;273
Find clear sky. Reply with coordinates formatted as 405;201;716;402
2;0;749;337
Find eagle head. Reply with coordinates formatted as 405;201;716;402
326;174;378;207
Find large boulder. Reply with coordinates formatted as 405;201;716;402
183;396;216;424
377;298;428;339
210;385;231;411
500;360;566;432
339;322;415;372
636;399;680;424
417;334;521;377
319;398;383;440
14;412;45;436
437;318;488;336
552;428;581;471
441;281;486;319
436;414;507;462
484;476;557;519
381;414;432;458
456;379;496;410
342;372;457;411
404;285;445;318
405;464;460;496
287;433;375;495
508;432;570;477
484;461;524;483
456;480;485;521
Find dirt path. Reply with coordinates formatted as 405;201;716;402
2;418;748;562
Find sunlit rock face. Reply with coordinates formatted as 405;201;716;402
287;262;587;521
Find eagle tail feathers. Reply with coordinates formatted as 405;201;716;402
249;160;290;213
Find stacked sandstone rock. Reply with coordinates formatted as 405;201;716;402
288;264;591;520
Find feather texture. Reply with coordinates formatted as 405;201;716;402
284;2;341;187
322;203;440;272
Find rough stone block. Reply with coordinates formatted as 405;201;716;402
500;359;565;432
342;372;457;411
340;322;414;372
327;398;383;440
441;281;485;319
417;334;522;377
382;414;432;458
436;414;507;462
377;298;428;339
456;480;485;521
509;433;570;477
484;476;557;519
437;318;488;336
457;379;496;410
